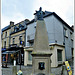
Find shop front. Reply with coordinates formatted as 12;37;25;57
2;45;24;65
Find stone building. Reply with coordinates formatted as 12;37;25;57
24;9;74;67
1;8;74;67
2;20;28;64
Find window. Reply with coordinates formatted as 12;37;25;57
11;27;14;32
14;26;19;32
27;35;30;41
29;42;33;46
14;27;17;32
4;41;6;48
71;48;74;57
28;51;32;61
34;25;36;28
19;36;22;42
64;28;68;37
19;24;23;30
13;38;15;44
70;32;73;40
57;49;62;61
5;32;7;37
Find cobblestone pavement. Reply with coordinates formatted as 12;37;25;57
2;60;74;75
2;65;62;75
1;65;64;75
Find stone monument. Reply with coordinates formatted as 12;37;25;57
31;7;52;75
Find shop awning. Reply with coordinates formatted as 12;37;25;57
2;51;19;54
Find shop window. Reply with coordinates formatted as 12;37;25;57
28;51;32;61
57;49;62;61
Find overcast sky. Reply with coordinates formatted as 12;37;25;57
1;0;74;29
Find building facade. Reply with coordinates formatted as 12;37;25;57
1;8;74;67
2;20;28;64
24;10;74;67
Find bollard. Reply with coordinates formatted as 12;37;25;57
12;66;17;75
14;59;16;66
17;70;23;75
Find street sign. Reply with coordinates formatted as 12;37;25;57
65;61;72;75
17;70;23;75
20;41;24;45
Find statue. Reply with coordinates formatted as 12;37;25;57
35;7;44;20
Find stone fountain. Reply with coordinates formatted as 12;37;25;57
31;7;52;75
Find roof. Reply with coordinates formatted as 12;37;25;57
53;12;74;31
2;25;10;32
10;28;26;35
27;11;73;31
26;19;35;25
2;10;73;32
2;20;27;32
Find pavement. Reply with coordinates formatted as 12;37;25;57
2;65;61;75
2;59;74;75
1;65;67;75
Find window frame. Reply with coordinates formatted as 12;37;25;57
57;49;62;61
19;36;22;42
64;28;68;38
28;51;32;61
5;32;7;38
70;32;73;40
13;38;15;44
4;41;6;48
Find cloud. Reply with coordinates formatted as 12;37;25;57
33;0;74;26
1;12;25;29
1;0;36;29
1;0;74;29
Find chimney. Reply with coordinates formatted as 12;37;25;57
25;19;30;23
10;21;14;27
71;25;74;30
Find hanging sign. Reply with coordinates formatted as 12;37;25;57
65;61;72;75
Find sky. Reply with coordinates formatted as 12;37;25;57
1;0;74;29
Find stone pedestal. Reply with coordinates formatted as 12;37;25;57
32;53;52;75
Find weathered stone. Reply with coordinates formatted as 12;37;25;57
32;18;52;75
32;20;50;53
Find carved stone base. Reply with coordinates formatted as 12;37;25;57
31;53;52;75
